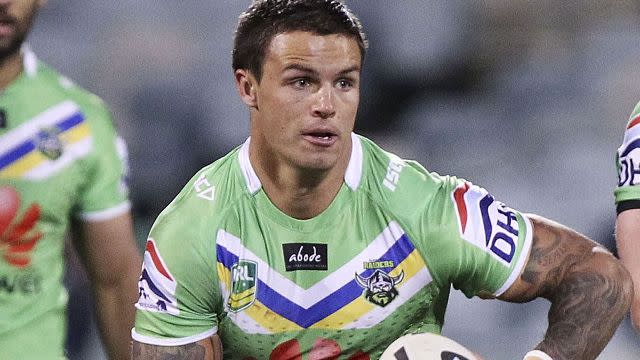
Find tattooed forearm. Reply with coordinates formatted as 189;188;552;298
516;215;633;360
518;217;590;301
541;270;630;359
132;341;206;360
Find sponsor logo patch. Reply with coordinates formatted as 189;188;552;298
228;260;257;312
452;182;520;266
282;243;328;271
618;138;640;187
0;186;42;268
137;239;179;315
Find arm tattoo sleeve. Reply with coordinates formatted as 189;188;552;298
132;341;207;360
519;216;632;360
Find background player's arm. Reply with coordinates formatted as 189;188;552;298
73;212;142;360
615;208;640;332
132;335;223;359
497;214;633;360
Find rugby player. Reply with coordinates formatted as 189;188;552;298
0;0;141;358
131;1;632;359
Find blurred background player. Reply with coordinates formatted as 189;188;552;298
131;1;632;359
0;0;141;359
615;100;640;333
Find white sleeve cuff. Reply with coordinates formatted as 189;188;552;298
523;350;554;360
78;201;131;222
131;326;218;347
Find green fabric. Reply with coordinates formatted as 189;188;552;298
0;50;129;359
615;101;640;204
133;135;532;359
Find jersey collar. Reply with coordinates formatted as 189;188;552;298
239;132;363;194
22;44;38;78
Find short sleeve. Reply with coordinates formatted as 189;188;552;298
615;101;640;207
132;189;220;346
421;179;533;298
76;104;131;221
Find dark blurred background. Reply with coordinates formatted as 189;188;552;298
29;1;640;358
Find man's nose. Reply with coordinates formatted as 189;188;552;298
312;85;336;119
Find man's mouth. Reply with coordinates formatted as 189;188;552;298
309;132;333;140
0;18;15;37
303;131;338;146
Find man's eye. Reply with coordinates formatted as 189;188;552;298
337;79;353;88
294;79;309;87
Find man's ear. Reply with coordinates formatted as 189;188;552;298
235;69;258;109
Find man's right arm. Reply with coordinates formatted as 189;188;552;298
615;208;640;331
132;335;223;360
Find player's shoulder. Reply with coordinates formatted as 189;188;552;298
33;59;112;121
157;146;247;226
619;100;640;141
358;135;462;212
615;100;640;201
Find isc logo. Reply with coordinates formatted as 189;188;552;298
383;157;405;192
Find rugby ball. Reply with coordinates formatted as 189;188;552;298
380;333;481;360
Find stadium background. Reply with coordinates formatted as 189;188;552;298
29;1;640;359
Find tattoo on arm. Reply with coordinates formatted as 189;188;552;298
543;271;623;359
517;216;632;360
132;341;206;360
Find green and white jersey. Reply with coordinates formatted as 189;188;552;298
0;48;130;359
133;134;533;359
615;101;640;207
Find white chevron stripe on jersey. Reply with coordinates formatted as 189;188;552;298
0;101;79;153
25;137;92;179
216;221;407;309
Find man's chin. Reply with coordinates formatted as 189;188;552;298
0;38;24;63
296;155;338;173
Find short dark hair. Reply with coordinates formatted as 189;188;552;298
232;0;368;82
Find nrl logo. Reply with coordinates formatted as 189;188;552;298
227;260;257;313
35;127;64;160
355;269;404;307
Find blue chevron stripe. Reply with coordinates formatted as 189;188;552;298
216;233;415;328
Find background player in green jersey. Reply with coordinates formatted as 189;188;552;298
132;1;632;359
0;0;141;359
615;100;640;333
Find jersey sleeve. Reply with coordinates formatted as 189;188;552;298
420;177;533;298
76;99;131;221
132;180;221;346
615;100;640;211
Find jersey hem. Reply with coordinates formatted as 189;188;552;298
493;214;534;296
131;326;218;347
78;201;131;222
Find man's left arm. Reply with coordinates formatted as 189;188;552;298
73;211;142;360
497;214;633;360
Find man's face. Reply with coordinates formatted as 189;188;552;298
0;0;44;60
248;31;361;172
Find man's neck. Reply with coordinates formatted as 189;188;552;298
250;150;349;220
0;51;23;90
